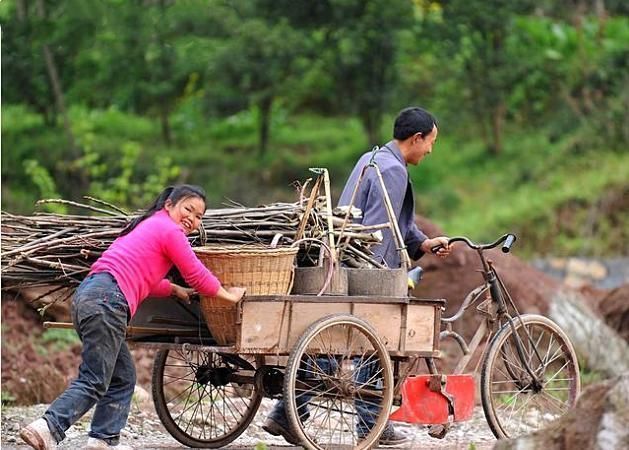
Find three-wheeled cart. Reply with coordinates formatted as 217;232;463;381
128;292;447;450
44;244;582;450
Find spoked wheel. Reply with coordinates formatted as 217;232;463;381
481;314;581;439
284;314;394;450
152;349;263;448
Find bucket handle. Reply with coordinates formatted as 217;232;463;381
292;238;334;296
336;152;411;269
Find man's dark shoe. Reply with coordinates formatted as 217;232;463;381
378;426;409;446
262;417;302;446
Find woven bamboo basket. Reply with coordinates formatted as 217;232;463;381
193;245;298;344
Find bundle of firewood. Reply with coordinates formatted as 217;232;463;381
1;196;386;298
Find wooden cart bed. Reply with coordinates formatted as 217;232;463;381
128;294;444;358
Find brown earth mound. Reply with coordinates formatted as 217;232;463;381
1;292;154;405
1;294;81;405
410;217;582;373
413;217;563;337
494;374;629;450
598;284;629;342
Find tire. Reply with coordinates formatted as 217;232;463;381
480;314;580;439
152;349;263;448
284;314;394;450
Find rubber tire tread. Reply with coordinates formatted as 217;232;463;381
151;349;263;448
283;313;394;450
480;314;580;439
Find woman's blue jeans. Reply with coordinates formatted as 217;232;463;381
43;273;135;445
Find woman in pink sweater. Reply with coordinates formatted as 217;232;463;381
20;185;244;450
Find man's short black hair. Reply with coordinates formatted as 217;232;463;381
393;107;438;140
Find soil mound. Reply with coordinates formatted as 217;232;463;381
494;374;629;450
598;284;629;341
1;293;154;405
1;294;81;405
413;217;563;339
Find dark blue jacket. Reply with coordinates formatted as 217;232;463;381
338;141;427;268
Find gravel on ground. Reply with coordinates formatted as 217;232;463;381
1;400;496;450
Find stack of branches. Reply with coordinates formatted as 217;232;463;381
1;195;385;304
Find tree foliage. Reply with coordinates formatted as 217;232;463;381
1;0;627;232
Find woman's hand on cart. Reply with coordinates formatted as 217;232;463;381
171;283;196;303
224;286;247;303
172;285;246;305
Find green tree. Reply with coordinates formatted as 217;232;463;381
1;0;99;130
90;0;201;146
1;1;54;123
1;0;100;193
23;159;68;213
323;0;414;146
268;0;415;146
204;2;308;154
503;14;629;149
419;0;536;154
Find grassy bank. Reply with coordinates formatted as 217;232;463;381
3;104;627;257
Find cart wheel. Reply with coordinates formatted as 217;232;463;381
284;314;394;450
152;349;263;448
481;314;580;439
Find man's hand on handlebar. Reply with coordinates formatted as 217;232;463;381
171;283;195;303
421;236;451;258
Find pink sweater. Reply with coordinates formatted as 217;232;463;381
90;209;221;316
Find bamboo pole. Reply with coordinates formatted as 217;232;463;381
43;321;204;337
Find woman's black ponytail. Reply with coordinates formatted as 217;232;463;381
119;184;206;237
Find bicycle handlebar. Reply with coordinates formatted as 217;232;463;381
431;233;517;254
501;234;516;252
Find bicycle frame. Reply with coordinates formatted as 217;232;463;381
437;234;544;387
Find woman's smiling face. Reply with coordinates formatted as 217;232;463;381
165;196;205;235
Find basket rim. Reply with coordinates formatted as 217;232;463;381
193;244;298;256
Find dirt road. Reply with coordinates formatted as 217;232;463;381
1;401;496;449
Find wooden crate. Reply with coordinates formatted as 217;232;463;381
236;295;443;357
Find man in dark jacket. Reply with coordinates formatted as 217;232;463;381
262;106;451;446
339;106;451;267
336;106;452;443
